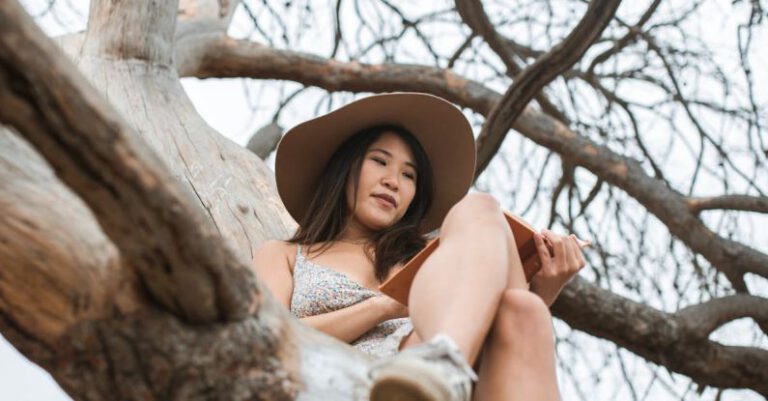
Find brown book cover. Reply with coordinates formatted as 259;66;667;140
379;211;543;305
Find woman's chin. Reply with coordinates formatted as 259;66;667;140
351;203;403;231
360;214;398;231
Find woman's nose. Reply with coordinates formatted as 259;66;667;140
382;171;398;190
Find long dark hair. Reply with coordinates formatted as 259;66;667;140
288;124;434;282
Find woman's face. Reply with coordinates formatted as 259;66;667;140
346;131;418;233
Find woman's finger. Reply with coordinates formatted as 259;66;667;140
565;235;581;271
571;234;587;269
533;232;552;268
542;229;567;267
561;234;578;273
575;237;592;248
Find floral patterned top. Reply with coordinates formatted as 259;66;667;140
290;245;413;358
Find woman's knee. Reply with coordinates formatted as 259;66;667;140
441;192;504;232
492;289;553;344
455;192;501;214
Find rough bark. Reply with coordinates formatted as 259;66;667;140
1;0;259;323
0;129;138;348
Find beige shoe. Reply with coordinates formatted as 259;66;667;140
369;334;477;401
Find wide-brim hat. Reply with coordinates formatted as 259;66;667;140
275;92;476;233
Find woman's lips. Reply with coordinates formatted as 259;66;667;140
372;194;396;208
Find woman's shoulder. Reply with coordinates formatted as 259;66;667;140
253;239;299;273
258;239;296;252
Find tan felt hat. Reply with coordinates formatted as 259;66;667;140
275;92;476;233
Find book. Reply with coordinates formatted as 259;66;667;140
379;211;545;305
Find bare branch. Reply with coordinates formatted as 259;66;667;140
675;295;768;337
585;0;662;76
177;36;499;114
330;0;344;58
554;277;768;396
455;0;570;124
472;0;621;178
686;195;768;214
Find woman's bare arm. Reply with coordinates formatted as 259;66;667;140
252;240;295;308
301;296;403;343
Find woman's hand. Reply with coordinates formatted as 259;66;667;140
372;295;409;320
529;230;588;306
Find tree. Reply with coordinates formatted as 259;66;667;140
1;0;766;399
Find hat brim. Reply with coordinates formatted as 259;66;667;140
275;92;476;233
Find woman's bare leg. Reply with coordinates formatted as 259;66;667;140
408;193;523;363
473;289;560;401
393;193;559;399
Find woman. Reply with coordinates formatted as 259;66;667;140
253;93;586;401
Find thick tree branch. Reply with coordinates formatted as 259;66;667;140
686;195;768;214
83;0;179;65
178;0;241;36
0;0;258;323
473;0;622;178
54;1;244;68
675;295;768;337
553;278;768;396
176;0;242;69
0;127;142;347
178;37;499;110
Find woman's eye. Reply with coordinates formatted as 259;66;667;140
372;157;386;166
403;172;416;180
